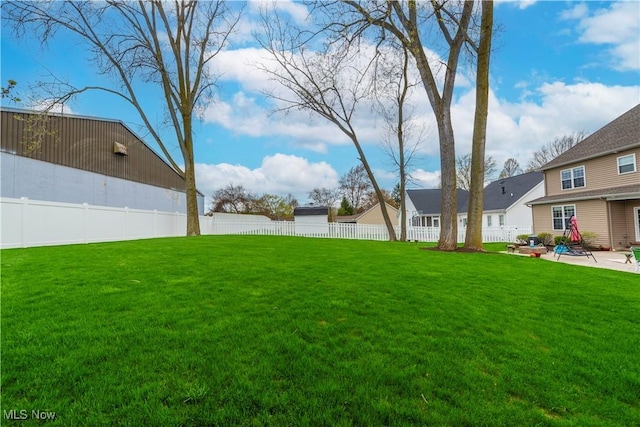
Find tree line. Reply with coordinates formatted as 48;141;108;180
2;1;584;249
208;164;398;221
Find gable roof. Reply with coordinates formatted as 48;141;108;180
406;189;469;215
1;107;204;196
540;104;640;171
335;202;398;223
482;171;543;211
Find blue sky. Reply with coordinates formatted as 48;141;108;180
1;1;639;206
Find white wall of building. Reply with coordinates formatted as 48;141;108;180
1;152;204;214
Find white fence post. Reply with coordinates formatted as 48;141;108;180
20;197;28;248
0;196;534;249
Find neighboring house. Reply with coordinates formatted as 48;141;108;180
335;202;399;225
1;108;204;214
402;188;469;228
527;104;640;250
403;171;543;232
458;171;544;230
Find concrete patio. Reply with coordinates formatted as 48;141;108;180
539;250;638;274
503;248;638;274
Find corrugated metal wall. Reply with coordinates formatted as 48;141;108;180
1;109;187;191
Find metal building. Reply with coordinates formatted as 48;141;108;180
1;108;204;214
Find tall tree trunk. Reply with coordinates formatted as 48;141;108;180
464;0;493;251
182;115;201;236
435;106;459;250
352;138;397;241
399;141;407;242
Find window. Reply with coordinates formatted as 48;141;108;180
487;215;492;227
635;207;640;242
618;154;636;174
561;166;585;190
499;214;505;227
412;215;440;227
552;205;575;231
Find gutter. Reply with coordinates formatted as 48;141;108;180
527;191;640;206
539;143;640;171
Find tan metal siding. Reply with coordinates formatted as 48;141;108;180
532;199;610;247
358;204;399;225
575;199;610;248
544;148;640;197
1;110;186;191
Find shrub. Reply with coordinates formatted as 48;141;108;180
554;235;564;245
516;234;529;244
581;231;598;248
537;232;553;246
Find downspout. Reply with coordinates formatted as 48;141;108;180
606;199;614;250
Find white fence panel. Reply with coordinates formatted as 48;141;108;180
25;199;87;246
0;198;24;248
1;197;533;249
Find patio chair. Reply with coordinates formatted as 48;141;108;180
632;247;640;273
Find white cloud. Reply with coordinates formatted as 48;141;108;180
495;0;537;10
562;2;640;71
449;81;639;174
195;153;339;205
247;0;310;25
409;169;441;189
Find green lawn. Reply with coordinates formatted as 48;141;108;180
1;236;638;426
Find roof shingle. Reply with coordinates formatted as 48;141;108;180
541;104;640;170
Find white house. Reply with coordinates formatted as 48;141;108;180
404;171;544;233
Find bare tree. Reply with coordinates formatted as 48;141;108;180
308;188;341;222
456;153;497;191
209;184;254;215
252;194;294;220
464;0;494;251
374;42;425;241
498;158;523;179
257;6;397;240
362;189;397;211
339;165;371;213
1;79;20;103
2;1;241;236
526;131;588;171
337;1;479;250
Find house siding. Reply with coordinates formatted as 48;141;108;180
358;204;398;225
545;148;639;197
533;199;610;247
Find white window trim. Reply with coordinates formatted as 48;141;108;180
560;165;586;190
551;204;576;231
617;153;637;175
499;214;505;227
487;215;492;227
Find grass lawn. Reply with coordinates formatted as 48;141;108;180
1;236;639;426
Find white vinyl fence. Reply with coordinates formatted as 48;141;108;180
1;197;530;249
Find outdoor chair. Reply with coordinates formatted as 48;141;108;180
631;247;640;273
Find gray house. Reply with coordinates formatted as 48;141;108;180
1;108;204;214
403;189;469;228
403;171;544;231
